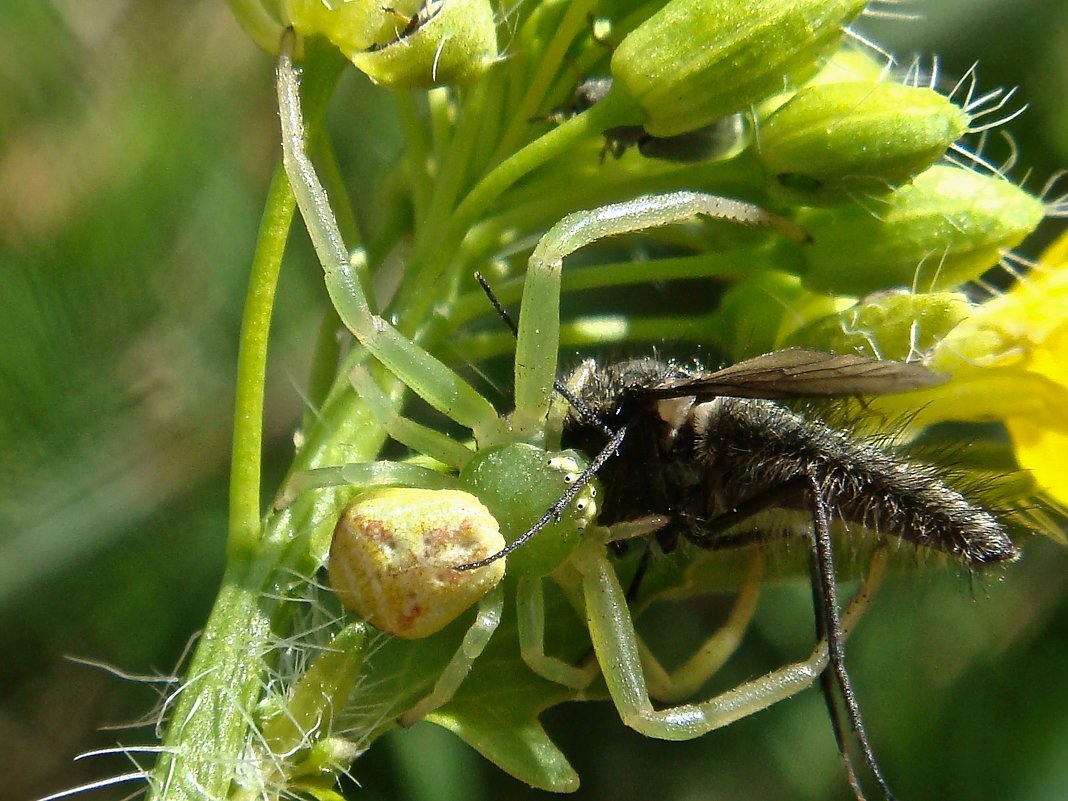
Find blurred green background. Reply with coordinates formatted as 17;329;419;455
2;2;1067;800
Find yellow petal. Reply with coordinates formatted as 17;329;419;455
1006;419;1068;507
1005;322;1068;505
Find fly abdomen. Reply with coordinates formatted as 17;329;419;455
691;397;1020;566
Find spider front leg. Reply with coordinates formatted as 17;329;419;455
571;537;888;741
275;365;470;506
276;34;507;445
512;190;809;437
347;364;475;471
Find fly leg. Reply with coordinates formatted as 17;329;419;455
689;476;896;801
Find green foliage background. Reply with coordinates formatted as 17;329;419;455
2;2;1067;799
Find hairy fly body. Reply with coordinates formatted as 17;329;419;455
554;348;1019;801
461;277;1022;801
559;351;1019;566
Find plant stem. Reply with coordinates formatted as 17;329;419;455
227;0;283;53
148;44;348;797
148;161;296;794
488;0;597;164
394;90;642;334
147;560;275;801
228;164;295;558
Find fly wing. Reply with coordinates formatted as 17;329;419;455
641;348;948;400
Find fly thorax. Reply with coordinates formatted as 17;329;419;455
688;397;729;464
655;395;696;441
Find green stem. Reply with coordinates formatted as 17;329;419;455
428;87;453;166
149;43;349;797
407;80;491;262
228;0;284;53
302;308;345;434
394;90;642;333
451;311;733;361
148;561;276;801
448;250;779;328
227;39;346;558
488;0;598;165
227;164;295;558
396;93;433;223
454;90;640;240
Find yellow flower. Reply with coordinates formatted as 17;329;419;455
927;229;1068;506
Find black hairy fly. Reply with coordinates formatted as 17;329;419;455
462;276;1020;801
559;351;1017;567
561;350;1019;801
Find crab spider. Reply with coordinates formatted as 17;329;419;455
276;32;886;757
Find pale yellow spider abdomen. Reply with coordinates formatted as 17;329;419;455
329;488;506;639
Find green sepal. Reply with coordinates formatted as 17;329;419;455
286;0;386;52
338;604;503;735
428;675;579;792
261;623;368;756
709;269;818;359
295;788;348;801
759;82;971;204
798;165;1046;295
784;290;974;361
347;0;498;89
611;0;867;137
369;574;588;791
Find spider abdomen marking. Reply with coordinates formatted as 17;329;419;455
690;397;1019;565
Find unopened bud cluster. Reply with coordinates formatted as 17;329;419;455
610;0;868;136
286;0;497;88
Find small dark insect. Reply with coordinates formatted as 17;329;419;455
372;0;443;49
556;349;1019;801
566;77;745;162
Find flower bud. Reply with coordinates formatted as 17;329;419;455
711;271;813;357
330;488;505;639
346;0;498;89
285;0;386;52
759;82;971;204
261;624;366;754
458;444;597;578
798;165;1045;295
785;289;973;360
754;47;887;121
806;47;889;86
610;0;867;137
